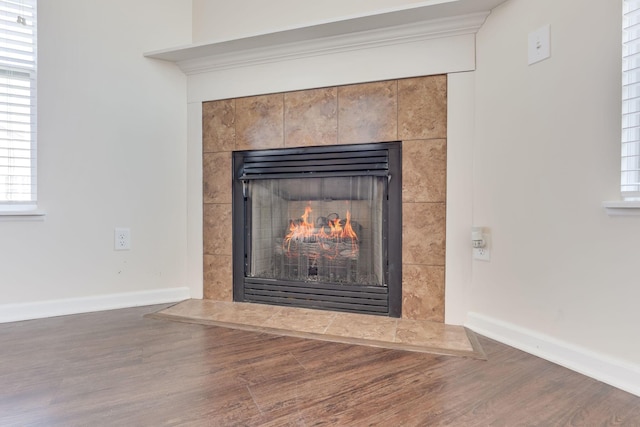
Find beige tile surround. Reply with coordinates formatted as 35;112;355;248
203;75;447;322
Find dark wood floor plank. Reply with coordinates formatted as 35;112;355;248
0;304;638;426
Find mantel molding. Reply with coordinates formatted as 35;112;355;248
602;201;640;217
144;1;504;75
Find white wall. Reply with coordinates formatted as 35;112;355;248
192;0;432;42
468;0;640;394
0;0;192;320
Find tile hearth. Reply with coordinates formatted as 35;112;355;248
149;300;485;359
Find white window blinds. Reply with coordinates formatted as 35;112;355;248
0;0;36;206
623;0;640;199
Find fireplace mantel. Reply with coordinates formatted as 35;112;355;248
144;0;507;75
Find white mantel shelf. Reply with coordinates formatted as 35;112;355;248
144;0;507;75
602;201;640;217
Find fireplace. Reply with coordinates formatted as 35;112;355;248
203;75;447;322
232;142;402;317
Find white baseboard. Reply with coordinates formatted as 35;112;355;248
466;312;640;397
0;287;191;324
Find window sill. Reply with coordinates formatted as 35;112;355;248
0;209;46;221
602;201;640;217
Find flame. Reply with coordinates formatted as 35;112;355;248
343;211;358;240
283;206;359;258
283;206;315;251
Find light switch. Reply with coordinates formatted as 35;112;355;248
528;25;551;65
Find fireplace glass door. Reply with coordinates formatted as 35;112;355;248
233;142;401;317
247;176;385;287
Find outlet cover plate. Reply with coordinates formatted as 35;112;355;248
114;227;131;251
473;247;491;261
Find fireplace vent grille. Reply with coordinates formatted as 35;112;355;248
244;278;389;315
239;144;390;180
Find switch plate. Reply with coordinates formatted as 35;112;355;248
528;25;551;65
114;227;131;250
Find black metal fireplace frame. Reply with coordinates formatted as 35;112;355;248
232;142;402;317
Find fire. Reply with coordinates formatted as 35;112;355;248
284;206;315;247
283;206;359;257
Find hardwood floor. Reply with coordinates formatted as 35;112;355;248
1;305;638;426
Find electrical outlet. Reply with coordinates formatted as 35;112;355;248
473;247;491;261
114;228;131;250
472;226;491;261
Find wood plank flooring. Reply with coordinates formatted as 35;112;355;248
1;304;638;426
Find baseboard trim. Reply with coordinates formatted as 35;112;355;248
466;312;640;397
0;287;191;323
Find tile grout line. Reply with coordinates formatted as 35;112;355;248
265;306;284;323
322;313;337;335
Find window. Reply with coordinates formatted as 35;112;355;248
0;0;36;209
623;0;640;200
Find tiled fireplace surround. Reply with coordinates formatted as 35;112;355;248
202;74;447;322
